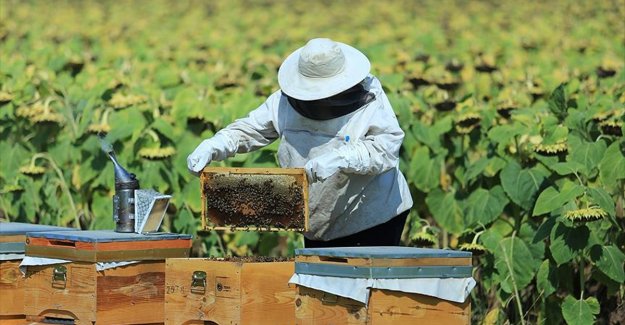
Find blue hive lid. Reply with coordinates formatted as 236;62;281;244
295;246;471;259
27;230;192;242
0;222;75;236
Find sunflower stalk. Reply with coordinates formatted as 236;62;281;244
31;153;79;228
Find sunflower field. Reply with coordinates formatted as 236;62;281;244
0;0;624;323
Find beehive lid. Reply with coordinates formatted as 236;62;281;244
201;167;309;231
295;246;472;279
0;222;75;254
27;230;191;242
26;230;192;262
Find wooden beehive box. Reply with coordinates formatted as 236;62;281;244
0;222;73;323
23;230;192;324
201;167;309;231
25;230;192;262
293;247;473;325
165;257;296;325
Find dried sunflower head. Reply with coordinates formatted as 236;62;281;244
31;112;64;125
411;231;437;247
458;243;488;256
86;123;111;135
16;102;45;118
564;207;607;223
599;120;623;137
0;91;13;104
455;112;481;134
1;184;24;194
19;165;46;176
138;146;176;160
534;141;568;156
109;93;147;109
474;53;498;73
592;110;614;122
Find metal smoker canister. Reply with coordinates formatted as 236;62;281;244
108;152;140;233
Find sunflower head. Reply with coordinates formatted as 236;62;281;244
19;165;46;176
411;231;437;247
31;112;64;125
0;91;13;104
1;184;24;194
86;123;112;135
138;146;176;160
564;207;607;223
16;102;45;118
534;141;568;156
458;243;488;256
109;93;147;109
455;112;481;134
599;120;623;137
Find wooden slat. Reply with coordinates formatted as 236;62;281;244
24;261;166;325
24;262;97;324
295;286;367;325
0;315;27;325
367;289;470;325
0;261;24;316
202;166;307;175
296;255;472;267
165;259;297;325
0;235;24;243
96;261;165;324
165;258;241;325
26;237;191;251
240;262;296;325
25;245;190;263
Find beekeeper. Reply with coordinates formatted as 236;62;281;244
187;38;413;247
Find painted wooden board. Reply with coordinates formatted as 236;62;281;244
295;286;471;325
165;258;296;325
295;247;472;279
25;230;192;262
0;261;24;317
24;261;165;325
0;222;74;254
201;167;309;232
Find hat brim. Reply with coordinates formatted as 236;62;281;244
278;42;371;101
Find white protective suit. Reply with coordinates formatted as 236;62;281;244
192;75;413;240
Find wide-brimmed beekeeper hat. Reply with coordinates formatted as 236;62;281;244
278;38;371;101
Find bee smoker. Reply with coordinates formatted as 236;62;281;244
106;150;140;233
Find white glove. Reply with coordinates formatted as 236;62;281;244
304;149;347;182
187;139;214;176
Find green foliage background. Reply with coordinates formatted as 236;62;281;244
0;0;624;323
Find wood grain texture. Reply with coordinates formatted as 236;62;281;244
96;261;165;324
295;286;367;325
0;261;24;316
24;261;166;325
240;262;296;325
295;287;471;325
368;289;470;324
165;258;295;325
24;262;97;324
0;315;27;325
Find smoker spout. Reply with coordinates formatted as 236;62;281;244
107;152;137;184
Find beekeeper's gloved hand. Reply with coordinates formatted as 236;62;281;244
187;139;214;176
305;149;347;182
